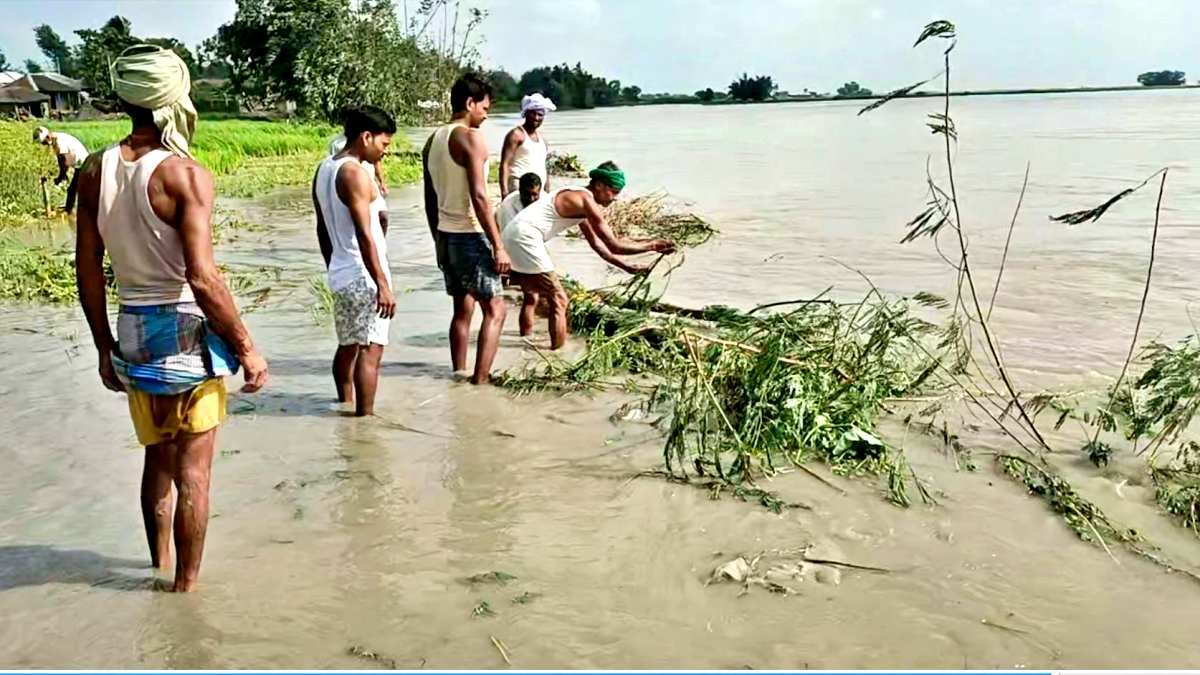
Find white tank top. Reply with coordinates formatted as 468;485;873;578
501;187;588;274
508;127;547;186
315;156;390;292
97;145;195;306
428;122;487;234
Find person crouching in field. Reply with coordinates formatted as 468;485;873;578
314;106;397;416
502;162;676;349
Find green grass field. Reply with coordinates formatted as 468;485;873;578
1;118;421;227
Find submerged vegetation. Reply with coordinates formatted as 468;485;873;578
501;268;946;505
546;151;586;177
0;239;84;304
498;17;1200;580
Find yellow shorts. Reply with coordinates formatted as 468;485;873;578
126;378;227;446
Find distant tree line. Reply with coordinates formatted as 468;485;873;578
485;63;642;109
1137;70;1187;86
22;0;485;123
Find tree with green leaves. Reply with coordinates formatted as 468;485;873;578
485;69;519;101
210;0;479;122
0;48;10;71
1137;70;1186;86
24;59;43;73
836;81;872;97
34;24;76;76
695;87;716;102
73;16;138;96
728;73;775;101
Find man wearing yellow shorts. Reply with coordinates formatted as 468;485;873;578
74;45;268;592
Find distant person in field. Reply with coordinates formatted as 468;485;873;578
422;73;510;384
33;125;89;214
495;172;542;230
503;161;676;349
74;44;269;592
499;93;556;198
314;106;397;416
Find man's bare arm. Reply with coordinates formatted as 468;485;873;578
577;193;667;255
459;128;510;273
314;170;333;268
55;154;71;184
167;159;268;392
498;127;522;197
578;220;640;274
335;162;393;316
422;134;439;240
73;153;123;392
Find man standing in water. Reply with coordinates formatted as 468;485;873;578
423;73;511;384
499;93;555;198
74;45;269;592
314;106;397;415
504;161;675;349
33;125;89;214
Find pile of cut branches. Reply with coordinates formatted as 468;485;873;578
500;270;948;506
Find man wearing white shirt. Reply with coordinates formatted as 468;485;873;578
34;126;89;213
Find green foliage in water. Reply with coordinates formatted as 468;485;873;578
546;152;586;178
499;273;943;504
0;239;81;304
308;275;335;325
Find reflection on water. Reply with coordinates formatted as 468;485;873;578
3;91;1200;668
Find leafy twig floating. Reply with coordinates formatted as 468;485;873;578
1049;168;1168;226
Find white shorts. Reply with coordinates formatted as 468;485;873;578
333;277;390;346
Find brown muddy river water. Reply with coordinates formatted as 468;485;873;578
3;92;1200;668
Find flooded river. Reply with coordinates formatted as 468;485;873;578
3;91;1200;668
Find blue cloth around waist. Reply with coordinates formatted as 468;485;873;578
111;303;240;395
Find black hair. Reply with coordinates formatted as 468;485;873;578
518;172;542;192
450;73;494;113
343;105;397;139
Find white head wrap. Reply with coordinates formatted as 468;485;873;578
521;93;557;117
110;45;198;158
33;126;50;143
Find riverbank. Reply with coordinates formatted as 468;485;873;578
494;83;1200;113
0;119;422;229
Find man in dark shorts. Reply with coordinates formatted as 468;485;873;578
422;73;511;384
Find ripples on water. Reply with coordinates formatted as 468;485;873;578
3;91;1200;668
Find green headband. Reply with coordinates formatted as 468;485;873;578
589;166;626;190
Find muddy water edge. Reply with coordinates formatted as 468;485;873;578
4;94;1200;668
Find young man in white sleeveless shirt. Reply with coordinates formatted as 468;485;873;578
74;44;268;592
499;93;556;198
422;73;512;385
314;106;396;416
503;161;676;349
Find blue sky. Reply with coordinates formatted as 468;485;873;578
4;0;1198;93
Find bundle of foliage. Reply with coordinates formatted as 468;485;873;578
500;270;945;507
